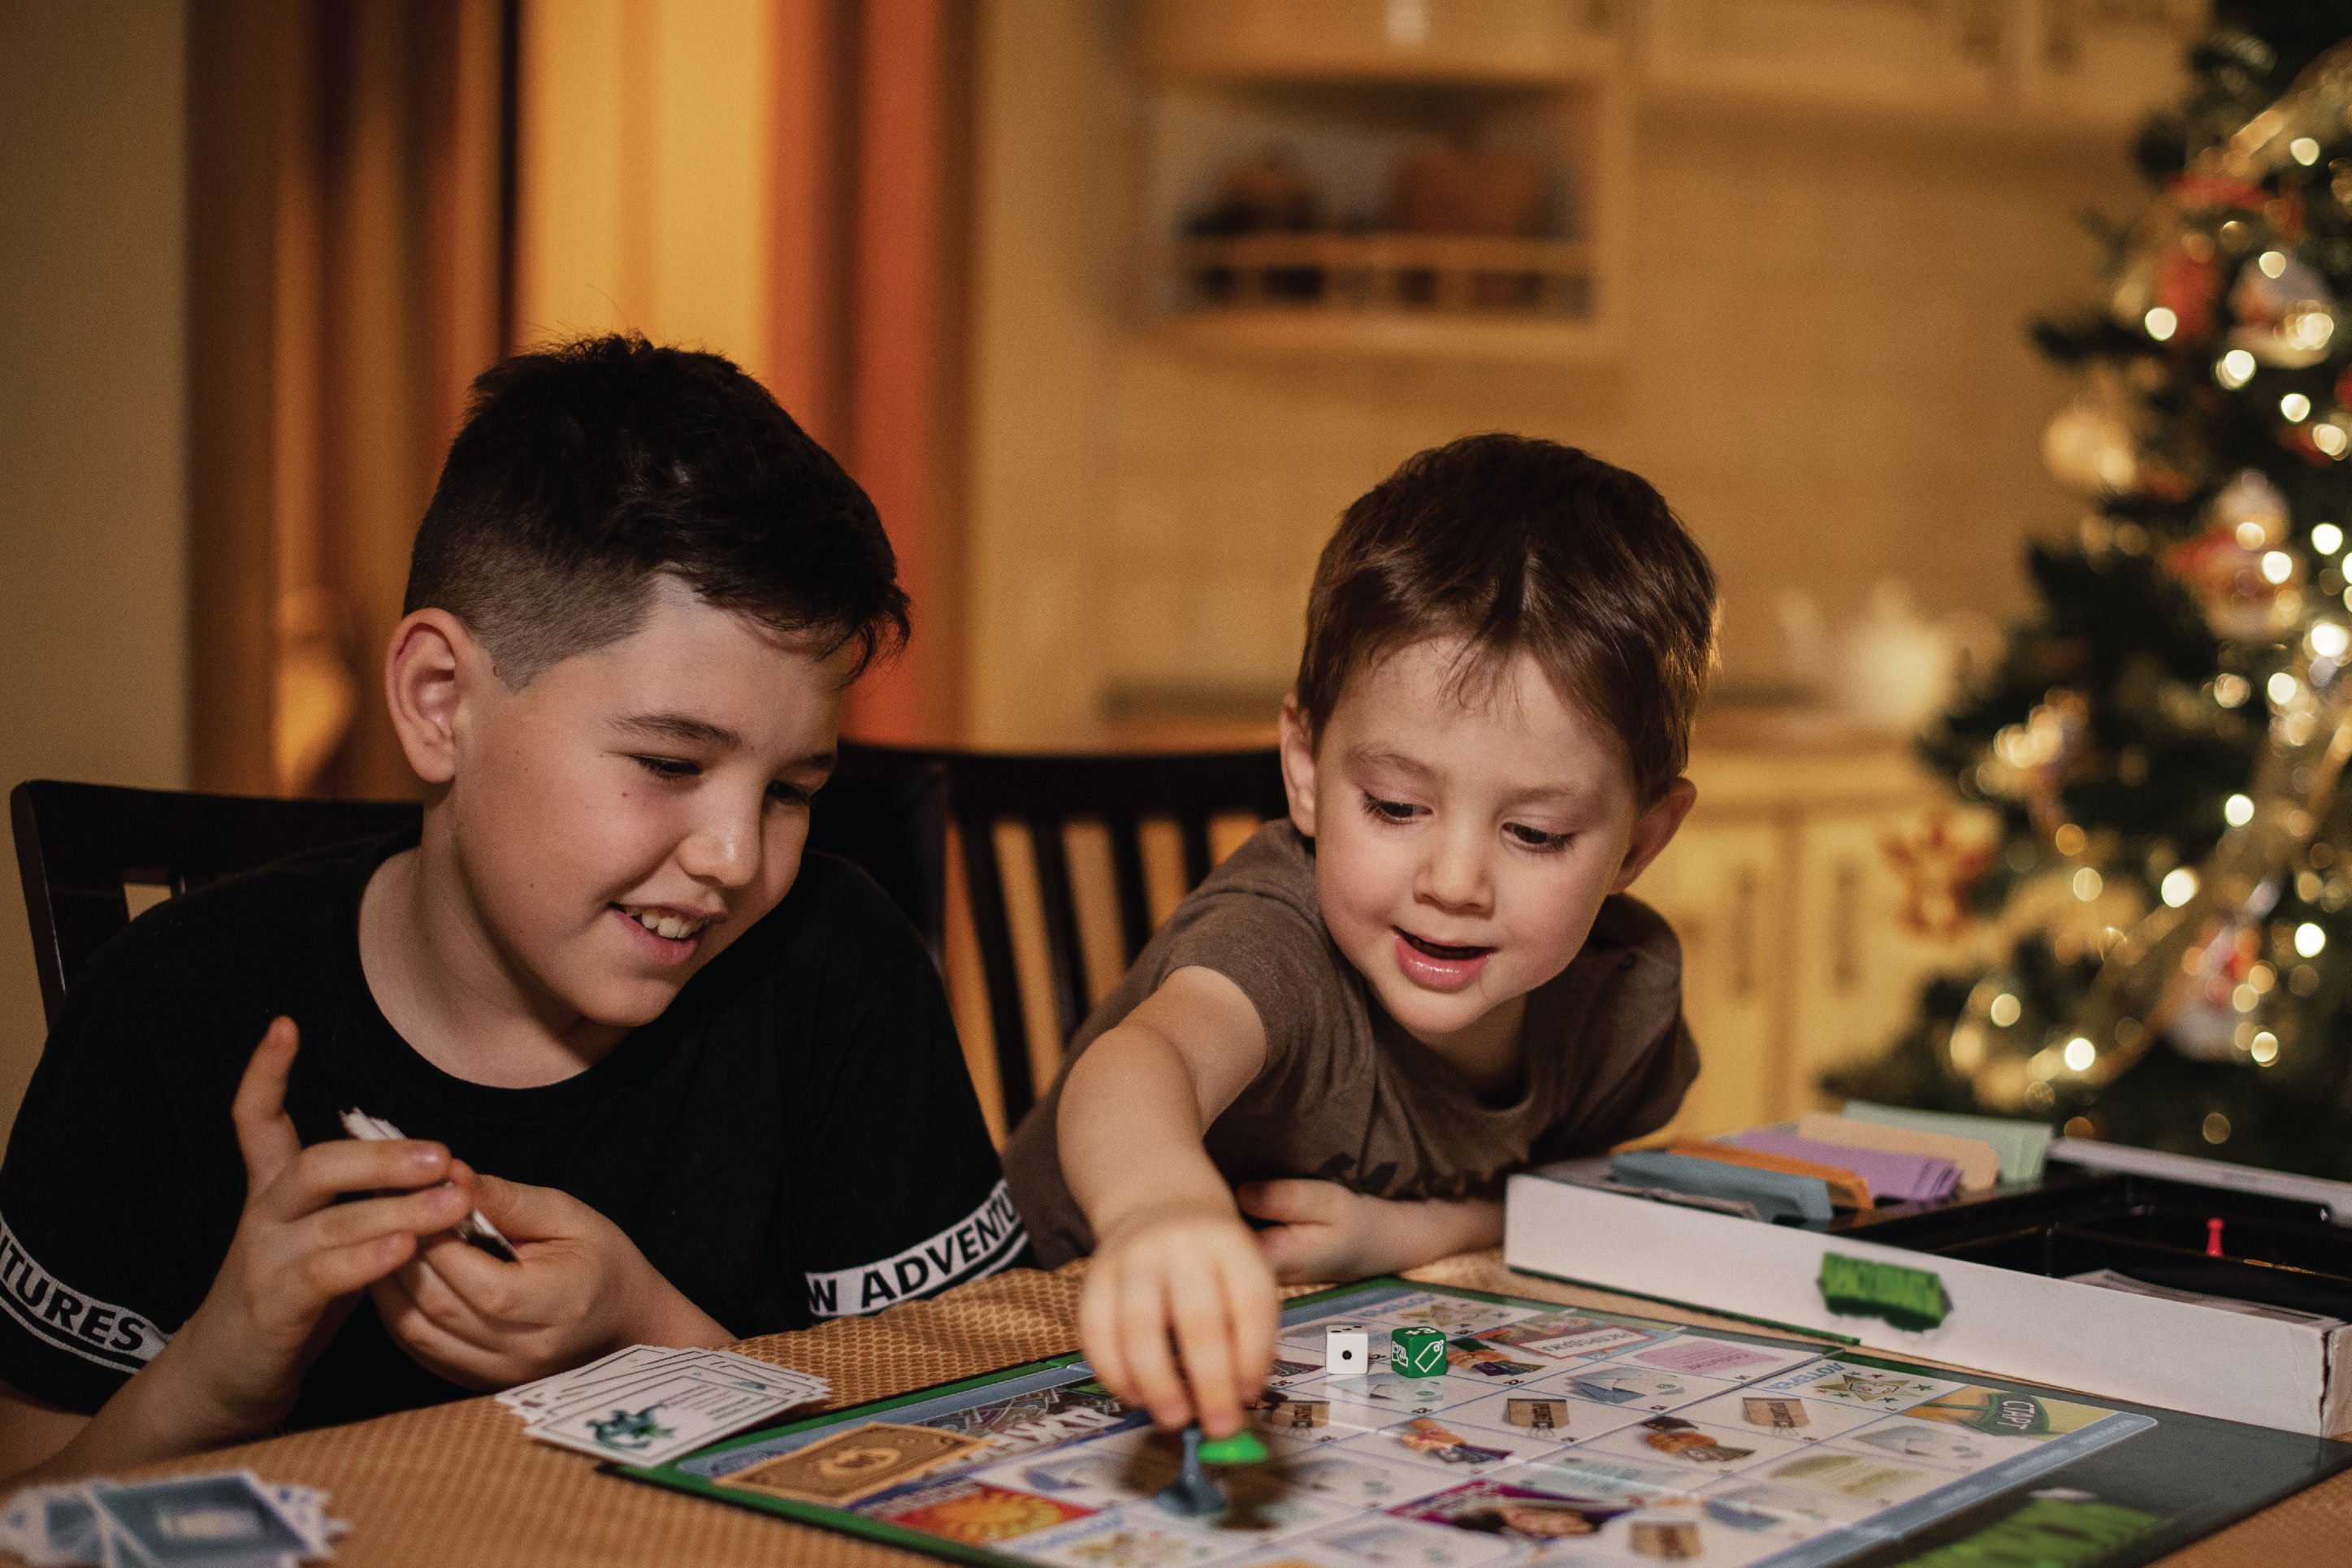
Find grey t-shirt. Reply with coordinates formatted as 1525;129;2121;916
1003;821;1699;1267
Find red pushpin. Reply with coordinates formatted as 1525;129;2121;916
2207;1217;2226;1257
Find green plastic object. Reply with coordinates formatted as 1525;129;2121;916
1196;1430;1268;1466
1818;1251;1951;1332
1388;1325;1448;1378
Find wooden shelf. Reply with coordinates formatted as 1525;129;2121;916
1176;232;1594;314
1156;305;1620;362
1140;0;1619;85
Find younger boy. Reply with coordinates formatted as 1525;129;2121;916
0;336;1020;1484
1004;435;1716;1440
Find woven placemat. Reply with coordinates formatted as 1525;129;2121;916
32;1253;2346;1567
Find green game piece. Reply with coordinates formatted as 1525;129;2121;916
1390;1325;1448;1378
1197;1430;1268;1466
1817;1252;1951;1332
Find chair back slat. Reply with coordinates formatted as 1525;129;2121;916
839;745;1286;1133
948;810;1037;1125
1024;818;1092;1049
1103;812;1154;964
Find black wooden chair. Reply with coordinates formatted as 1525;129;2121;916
10;758;953;1032
11;745;1284;1137
836;745;1288;1132
10;780;423;1028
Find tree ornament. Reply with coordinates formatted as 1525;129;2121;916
2071;629;2352;1082
2229;250;2338;368
2160;470;2303;640
2042;396;2140;495
1976;690;2091;835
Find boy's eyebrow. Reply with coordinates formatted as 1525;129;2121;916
1349;744;1595;809
610;712;745;750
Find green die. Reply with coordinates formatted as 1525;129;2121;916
1389;1326;1448;1379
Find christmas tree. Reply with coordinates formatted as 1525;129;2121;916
1832;3;2352;1179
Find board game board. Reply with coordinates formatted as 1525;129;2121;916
619;1280;2352;1566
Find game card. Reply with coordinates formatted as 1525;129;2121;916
717;1423;988;1505
534;1372;843;1468
86;1473;318;1567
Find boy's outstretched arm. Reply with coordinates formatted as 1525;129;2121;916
0;1020;470;1488
1239;1180;1502;1284
1062;966;1276;1440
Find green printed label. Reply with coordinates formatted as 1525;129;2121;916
1895;1496;2160;1566
1818;1252;1951;1331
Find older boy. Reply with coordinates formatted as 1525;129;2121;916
0;336;1021;1484
1004;435;1716;1440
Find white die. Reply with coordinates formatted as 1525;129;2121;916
1324;1324;1371;1377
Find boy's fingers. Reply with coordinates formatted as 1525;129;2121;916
1165;1267;1241;1438
1224;1249;1280;1397
1115;1271;1189;1429
306;1182;467;1253
297;1230;416;1304
1076;1275;1137;1410
468;1172;569;1240
230;1018;305;1193
371;1275;508;1390
263;1138;451;1221
1236;1179;1337;1226
399;1230;516;1321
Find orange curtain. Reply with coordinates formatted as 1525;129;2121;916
770;0;970;747
189;0;512;799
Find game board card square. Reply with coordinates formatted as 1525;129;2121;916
1615;1338;1823;1384
1574;1497;1820;1566
1288;1373;1463;1422
1514;1448;1702;1506
1476;1313;1667;1364
1336;1418;1546;1475
1823;1417;2044;1474
1315;1513;1518;1567
1386;1477;1636;1552
1575;1414;1808;1476
864;1477;1098;1545
1667;1391;1890;1444
1688;1476;1878;1527
1350;1293;1551;1336
1535;1362;1744;1412
1742;1361;1964;1413
1429;1389;1647;1446
1743;1449;1954;1510
1020;1505;1235;1567
975;1429;1162;1510
1266;1449;1454;1512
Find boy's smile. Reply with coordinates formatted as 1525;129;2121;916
1280;636;1693;1079
368;575;853;1086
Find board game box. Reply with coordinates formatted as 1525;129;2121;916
1505;1139;2352;1435
616;1279;2352;1566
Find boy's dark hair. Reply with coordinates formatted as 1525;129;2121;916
405;334;908;687
1296;435;1717;802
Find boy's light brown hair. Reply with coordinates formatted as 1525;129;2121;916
1295;434;1718;802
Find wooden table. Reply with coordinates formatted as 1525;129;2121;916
36;1253;2352;1566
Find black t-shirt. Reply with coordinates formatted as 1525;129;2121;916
0;832;1025;1430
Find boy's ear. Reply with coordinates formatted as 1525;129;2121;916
1277;693;1319;839
1612;777;1696;894
383;609;487;786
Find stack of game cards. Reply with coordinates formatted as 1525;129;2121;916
2;1470;346;1566
500;1345;831;1468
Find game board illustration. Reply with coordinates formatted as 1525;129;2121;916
619;1280;2352;1567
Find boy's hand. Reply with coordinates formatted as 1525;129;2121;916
370;1173;728;1388
1240;1180;1504;1284
158;1018;469;1441
1076;1198;1278;1440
